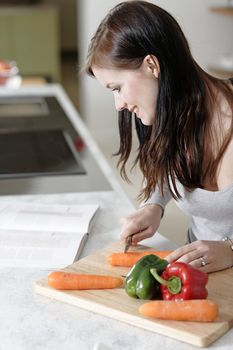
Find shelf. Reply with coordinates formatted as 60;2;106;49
209;6;233;16
208;5;233;78
21;76;48;86
208;65;233;78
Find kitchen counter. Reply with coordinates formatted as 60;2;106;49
0;191;174;350
0;85;232;349
1;192;233;350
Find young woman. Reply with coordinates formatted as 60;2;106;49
85;1;233;273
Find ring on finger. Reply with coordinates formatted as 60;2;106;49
200;256;207;267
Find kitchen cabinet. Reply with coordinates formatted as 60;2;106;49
0;5;61;81
208;6;233;78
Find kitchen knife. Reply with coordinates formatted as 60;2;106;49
124;235;132;253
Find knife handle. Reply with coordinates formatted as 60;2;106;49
124;235;132;253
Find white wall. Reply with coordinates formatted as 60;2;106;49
78;0;121;150
77;0;233;143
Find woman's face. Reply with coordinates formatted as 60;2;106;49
92;59;159;126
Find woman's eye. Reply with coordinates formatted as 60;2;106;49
112;87;120;93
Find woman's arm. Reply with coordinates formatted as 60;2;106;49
120;185;172;244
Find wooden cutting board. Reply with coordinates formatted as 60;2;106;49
35;241;233;347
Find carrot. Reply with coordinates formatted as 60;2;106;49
108;251;173;267
48;271;123;290
139;300;218;322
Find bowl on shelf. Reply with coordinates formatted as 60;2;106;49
0;60;21;88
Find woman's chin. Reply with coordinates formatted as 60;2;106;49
140;118;153;126
136;112;153;126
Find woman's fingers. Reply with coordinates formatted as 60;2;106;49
131;227;156;244
165;244;197;263
120;217;143;241
166;240;233;273
120;205;162;244
120;219;156;243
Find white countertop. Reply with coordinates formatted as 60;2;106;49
0;191;233;350
0;190;176;350
0;85;232;349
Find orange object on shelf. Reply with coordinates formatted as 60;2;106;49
0;60;19;86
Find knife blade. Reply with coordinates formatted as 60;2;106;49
124;235;132;253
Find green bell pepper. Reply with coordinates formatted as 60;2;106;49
124;254;169;300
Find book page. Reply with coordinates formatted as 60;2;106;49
0;202;99;269
0;202;99;233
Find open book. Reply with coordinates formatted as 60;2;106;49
0;201;99;269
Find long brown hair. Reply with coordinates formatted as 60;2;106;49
85;1;233;200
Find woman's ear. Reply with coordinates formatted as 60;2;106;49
143;54;160;78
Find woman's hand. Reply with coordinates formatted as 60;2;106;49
120;204;163;245
166;240;233;273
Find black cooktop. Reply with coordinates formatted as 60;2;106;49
0;129;86;179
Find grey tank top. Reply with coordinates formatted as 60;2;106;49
142;180;233;242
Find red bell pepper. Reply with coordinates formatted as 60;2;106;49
150;262;208;301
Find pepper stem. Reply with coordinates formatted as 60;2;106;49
150;268;182;295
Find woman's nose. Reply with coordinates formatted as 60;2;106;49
114;95;126;112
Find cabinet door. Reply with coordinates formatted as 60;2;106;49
0;15;14;59
0;7;61;82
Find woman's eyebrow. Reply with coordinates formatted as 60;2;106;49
106;83;117;89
